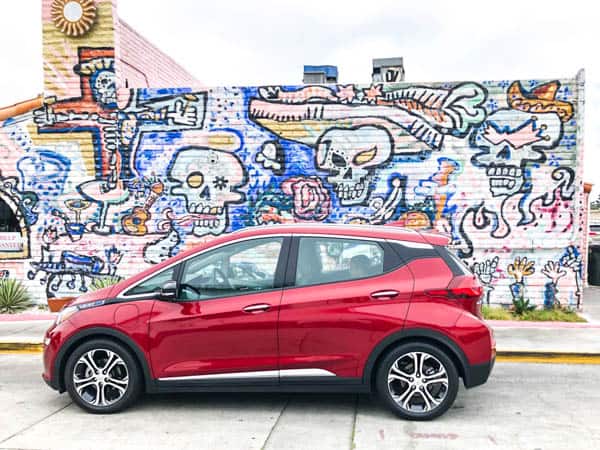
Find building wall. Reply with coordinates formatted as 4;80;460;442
116;20;202;89
0;1;586;308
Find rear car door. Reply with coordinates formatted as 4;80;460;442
144;236;290;383
277;235;414;383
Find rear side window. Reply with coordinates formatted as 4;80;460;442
435;246;472;276
294;237;385;287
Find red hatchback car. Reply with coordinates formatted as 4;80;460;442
43;224;495;420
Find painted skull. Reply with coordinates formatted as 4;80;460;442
92;70;117;108
168;147;246;236
470;109;562;197
315;126;392;205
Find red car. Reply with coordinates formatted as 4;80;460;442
42;224;495;420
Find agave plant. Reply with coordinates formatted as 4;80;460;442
0;279;33;314
90;275;122;292
512;296;536;316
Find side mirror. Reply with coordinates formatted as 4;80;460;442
159;280;178;300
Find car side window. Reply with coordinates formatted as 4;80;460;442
125;267;176;296
179;237;283;301
295;237;384;287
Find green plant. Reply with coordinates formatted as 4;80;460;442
90;276;122;292
482;305;513;321
512;296;536;316
0;279;33;314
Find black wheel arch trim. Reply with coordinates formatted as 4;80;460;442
52;326;154;393
362;328;478;388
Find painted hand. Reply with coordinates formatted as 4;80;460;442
33;106;56;126
471;256;499;286
541;260;566;285
560;245;582;274
168;99;198;126
507;256;535;283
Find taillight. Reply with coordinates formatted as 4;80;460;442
425;275;483;317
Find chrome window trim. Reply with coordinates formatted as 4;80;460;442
117;232;416;299
388;239;433;249
157;368;336;382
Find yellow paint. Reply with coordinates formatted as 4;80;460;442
0;343;44;353
496;353;600;365
208;131;241;151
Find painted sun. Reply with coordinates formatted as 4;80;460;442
51;0;97;37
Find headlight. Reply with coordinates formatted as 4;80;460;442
55;305;79;325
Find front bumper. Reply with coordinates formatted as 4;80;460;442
42;372;59;391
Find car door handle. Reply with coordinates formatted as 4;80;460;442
371;290;400;300
243;303;271;313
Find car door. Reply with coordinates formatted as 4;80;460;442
147;236;290;383
277;235;414;382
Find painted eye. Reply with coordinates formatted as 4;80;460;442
186;171;204;188
353;146;378;165
331;153;347;167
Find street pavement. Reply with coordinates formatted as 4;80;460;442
0;353;599;449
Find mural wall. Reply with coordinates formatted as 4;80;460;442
0;61;586;306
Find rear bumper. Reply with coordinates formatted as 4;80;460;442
464;355;495;388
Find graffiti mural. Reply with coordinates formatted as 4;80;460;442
0;43;585;306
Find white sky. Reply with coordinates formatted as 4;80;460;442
0;0;598;191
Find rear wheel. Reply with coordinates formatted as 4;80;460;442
375;342;459;420
64;339;142;414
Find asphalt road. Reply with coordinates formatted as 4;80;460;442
0;354;599;450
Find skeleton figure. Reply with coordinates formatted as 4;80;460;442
91;70;117;109
315;126;393;205
168;147;247;236
470;109;562;197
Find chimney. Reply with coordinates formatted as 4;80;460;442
303;65;338;84
372;57;405;84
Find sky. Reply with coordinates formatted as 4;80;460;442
0;0;598;190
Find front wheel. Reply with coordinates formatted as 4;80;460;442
64;339;142;414
375;342;459;421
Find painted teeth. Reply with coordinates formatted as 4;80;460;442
490;178;516;188
191;204;224;215
335;184;365;200
487;166;522;177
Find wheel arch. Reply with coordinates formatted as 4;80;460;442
362;328;470;390
54;327;153;393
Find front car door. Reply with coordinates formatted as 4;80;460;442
145;236;290;384
278;235;414;384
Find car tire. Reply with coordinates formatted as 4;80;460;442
375;342;459;421
64;338;142;414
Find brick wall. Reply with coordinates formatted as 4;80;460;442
0;78;586;308
116;20;202;89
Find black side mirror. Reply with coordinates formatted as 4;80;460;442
159;280;178;300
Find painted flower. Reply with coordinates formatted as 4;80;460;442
281;176;331;221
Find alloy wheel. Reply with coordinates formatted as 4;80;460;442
387;351;449;413
72;348;129;407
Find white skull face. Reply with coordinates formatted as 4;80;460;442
471;110;562;197
315;126;392;205
92;70;117;107
168;147;246;236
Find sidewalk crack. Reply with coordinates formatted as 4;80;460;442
0;402;72;445
261;395;291;450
